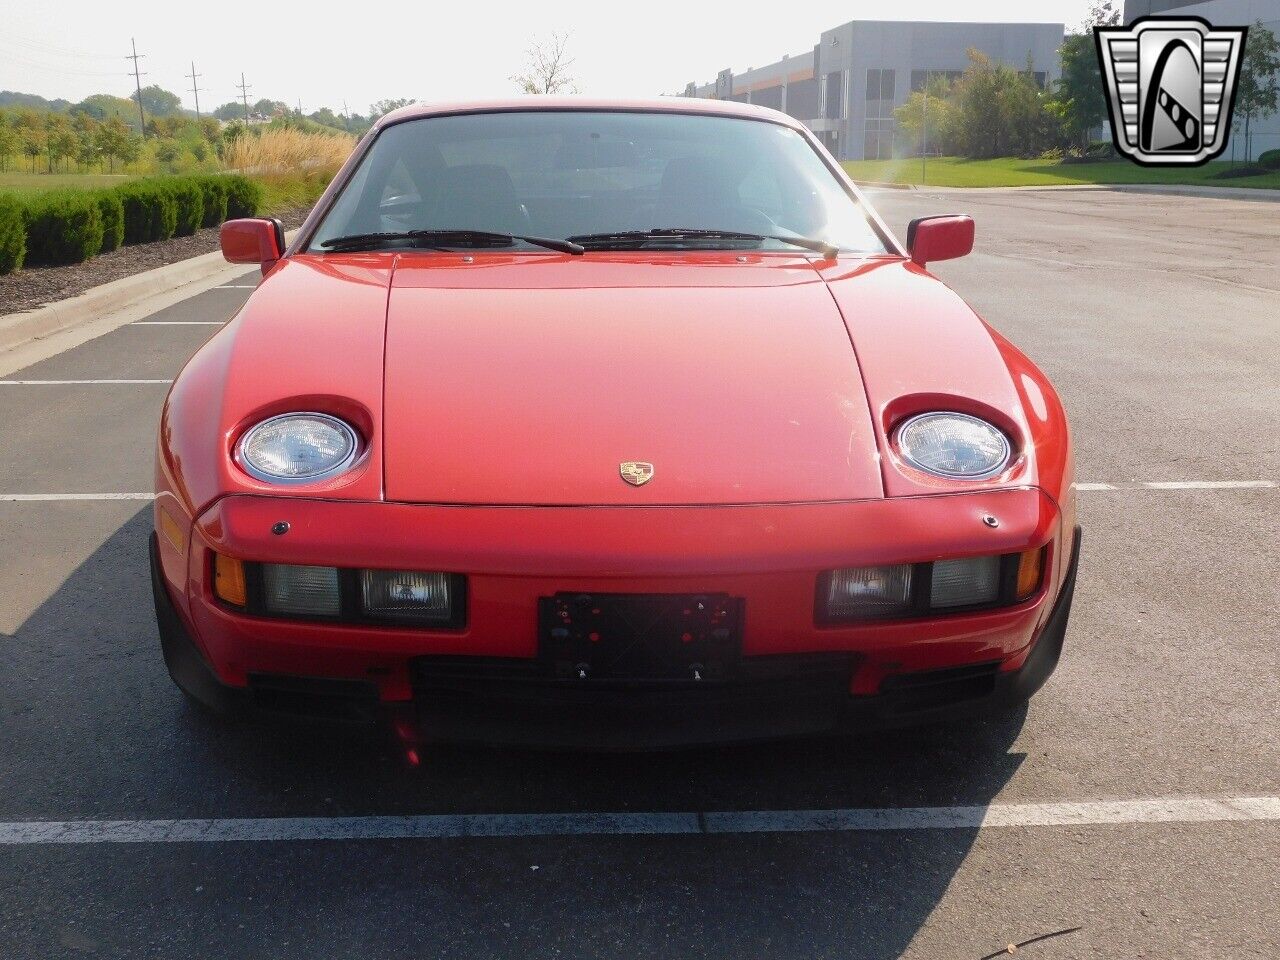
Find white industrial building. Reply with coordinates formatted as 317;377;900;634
686;18;1065;161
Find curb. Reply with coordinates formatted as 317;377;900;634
0;231;295;379
860;182;1280;200
853;180;917;191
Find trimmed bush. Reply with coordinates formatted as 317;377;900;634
116;181;178;244
1259;149;1280;171
194;176;228;228
1212;163;1268;180
95;190;125;253
171;178;204;237
224;175;264;219
0;195;25;275
22;192;104;267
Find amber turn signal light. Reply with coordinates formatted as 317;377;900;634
213;553;247;607
1015;547;1045;601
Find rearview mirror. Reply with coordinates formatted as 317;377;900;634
220;218;285;274
906;215;974;267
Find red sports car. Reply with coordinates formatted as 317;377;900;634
151;98;1079;748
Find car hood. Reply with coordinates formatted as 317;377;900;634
383;254;884;505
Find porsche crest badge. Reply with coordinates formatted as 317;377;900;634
619;461;655;487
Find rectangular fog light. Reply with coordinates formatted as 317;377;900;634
823;564;913;621
262;564;341;617
360;570;452;623
930;555;1001;609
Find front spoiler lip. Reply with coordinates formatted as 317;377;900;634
151;527;1080;749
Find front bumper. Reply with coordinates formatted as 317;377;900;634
152;489;1078;747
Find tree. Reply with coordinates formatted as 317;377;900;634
134;84;183;118
96;116;130;173
253;98;289;118
1080;0;1120;32
1235;21;1279;161
511;32;576;94
20;129;43;172
155;138;180;172
213;101;245;122
73;94;137;124
0;113;16;172
1054;34;1111;151
75;130;99;171
47;126;78;173
893;75;959;155
945;50;1057;158
369;98;415;119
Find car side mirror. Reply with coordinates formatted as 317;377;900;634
906;215;974;267
220;218;285;275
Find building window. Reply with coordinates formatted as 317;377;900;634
910;69;963;93
864;69;896;121
824;72;844;120
862;116;895;161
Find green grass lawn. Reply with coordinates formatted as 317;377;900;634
842;156;1280;190
0;170;138;195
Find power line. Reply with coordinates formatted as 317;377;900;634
126;37;147;138
235;72;252;124
185;62;205;121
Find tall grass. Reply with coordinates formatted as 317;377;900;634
223;128;355;176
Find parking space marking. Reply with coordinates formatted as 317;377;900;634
0;493;155;501
1077;480;1275;491
1;796;1276;845
216;284;257;289
1142;480;1275;490
0;379;172;385
130;321;226;326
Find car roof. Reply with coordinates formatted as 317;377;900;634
374;96;806;132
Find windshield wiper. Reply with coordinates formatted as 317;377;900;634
320;229;584;255
567;228;838;259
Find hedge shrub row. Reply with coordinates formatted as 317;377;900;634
0;195;25;275
0;173;263;276
22;192;105;267
1259;149;1280;171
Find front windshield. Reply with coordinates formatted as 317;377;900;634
308;110;889;254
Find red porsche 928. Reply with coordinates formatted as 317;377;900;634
150;98;1080;748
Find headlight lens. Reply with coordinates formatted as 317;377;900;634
238;413;359;483
896;412;1012;480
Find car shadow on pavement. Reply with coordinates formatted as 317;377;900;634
1;508;1030;959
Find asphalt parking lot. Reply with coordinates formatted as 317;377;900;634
1;187;1277;959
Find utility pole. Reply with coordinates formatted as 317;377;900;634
297;97;303;117
126;38;147;138
236;72;252;125
185;62;205;122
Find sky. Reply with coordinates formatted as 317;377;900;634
0;1;1097;116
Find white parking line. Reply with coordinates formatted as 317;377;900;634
1143;480;1275;490
130;321;225;326
1;796;1276;845
1077;480;1276;491
0;379;172;385
0;493;155;501
216;284;257;289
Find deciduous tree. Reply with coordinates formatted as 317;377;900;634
511;32;576;95
1236;21;1279;160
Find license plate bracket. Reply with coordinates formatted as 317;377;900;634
538;593;743;682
